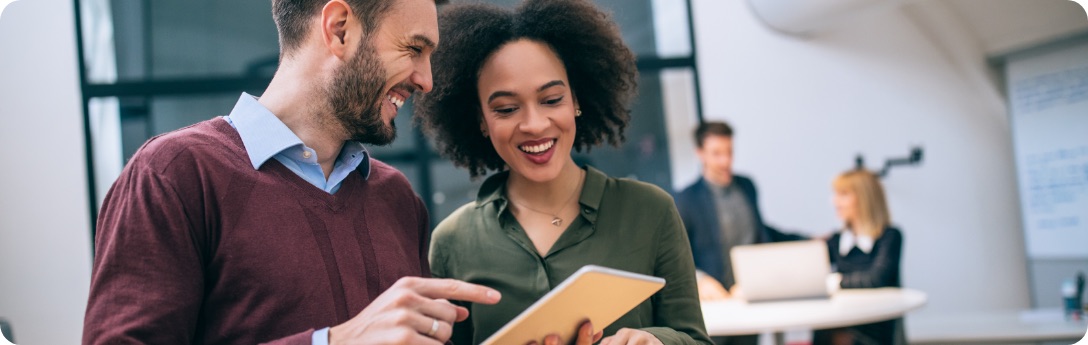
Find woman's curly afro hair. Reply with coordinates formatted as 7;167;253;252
414;0;638;178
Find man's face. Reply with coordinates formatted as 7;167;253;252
696;134;734;185
327;0;438;146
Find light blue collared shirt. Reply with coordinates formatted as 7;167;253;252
225;93;367;345
224;93;370;194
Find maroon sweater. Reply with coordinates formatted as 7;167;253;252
83;118;430;344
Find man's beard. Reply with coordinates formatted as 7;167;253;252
326;40;397;146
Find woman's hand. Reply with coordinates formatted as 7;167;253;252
527;321;603;345
599;328;663;345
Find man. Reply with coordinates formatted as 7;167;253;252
82;1;501;344
674;121;806;344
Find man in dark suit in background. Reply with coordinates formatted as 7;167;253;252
675;121;807;345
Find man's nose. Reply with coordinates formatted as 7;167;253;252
412;58;434;93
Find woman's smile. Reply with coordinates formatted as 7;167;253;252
518;138;557;164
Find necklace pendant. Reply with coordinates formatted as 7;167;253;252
551;217;562;227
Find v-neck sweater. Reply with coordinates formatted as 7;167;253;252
84;118;430;345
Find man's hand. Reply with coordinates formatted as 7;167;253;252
329;277;501;345
729;285;745;300
599;328;664;345
696;274;730;301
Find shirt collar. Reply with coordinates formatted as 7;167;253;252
226;93;371;179
474;165;608;225
702;177;734;190
226;93;305;170
577;166;607;224
476;171;508;208
339;141;371;180
839;229;875;256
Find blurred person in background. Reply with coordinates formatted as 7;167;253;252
815;169;903;345
674;121;807;345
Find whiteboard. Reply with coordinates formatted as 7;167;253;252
1006;38;1088;259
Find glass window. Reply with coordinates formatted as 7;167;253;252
101;0;279;82
579;72;674;191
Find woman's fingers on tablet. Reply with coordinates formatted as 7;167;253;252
545;334;560;345
531;322;598;345
574;321;596;345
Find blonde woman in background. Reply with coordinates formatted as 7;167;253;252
815;170;903;345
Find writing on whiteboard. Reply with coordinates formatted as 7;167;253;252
1012;67;1088;115
1024;145;1088;232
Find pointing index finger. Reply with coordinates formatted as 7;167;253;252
410;278;501;305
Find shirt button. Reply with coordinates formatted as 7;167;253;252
302;151;312;159
583;208;592;214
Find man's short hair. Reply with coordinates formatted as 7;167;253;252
694;121;733;148
272;0;443;57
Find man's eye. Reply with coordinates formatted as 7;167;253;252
409;46;423;54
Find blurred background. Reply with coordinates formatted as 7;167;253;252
1;0;1086;344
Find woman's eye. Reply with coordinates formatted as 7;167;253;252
494;106;517;115
543;96;564;105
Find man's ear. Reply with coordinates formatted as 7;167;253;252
320;0;354;59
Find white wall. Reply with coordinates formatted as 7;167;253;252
0;0;94;344
683;0;1031;317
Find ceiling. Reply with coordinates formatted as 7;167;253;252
940;0;1088;55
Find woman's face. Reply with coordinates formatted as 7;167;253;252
476;39;578;183
833;187;858;224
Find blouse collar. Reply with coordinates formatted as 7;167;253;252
839;229;875;256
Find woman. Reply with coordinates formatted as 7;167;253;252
414;0;711;344
816;170;904;345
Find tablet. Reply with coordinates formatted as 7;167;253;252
481;265;666;345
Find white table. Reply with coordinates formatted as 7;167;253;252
701;288;927;337
907;308;1088;344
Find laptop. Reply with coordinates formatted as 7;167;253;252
730;240;832;302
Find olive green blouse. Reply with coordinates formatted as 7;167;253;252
429;166;712;345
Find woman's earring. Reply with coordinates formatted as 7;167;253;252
575;109;582;117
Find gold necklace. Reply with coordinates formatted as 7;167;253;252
509;170;585;227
